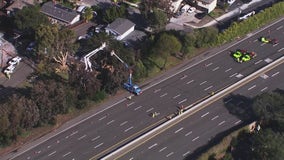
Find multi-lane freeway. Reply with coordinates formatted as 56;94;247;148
3;18;284;160
119;61;284;160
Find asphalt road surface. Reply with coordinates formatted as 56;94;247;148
4;18;284;160
119;61;284;160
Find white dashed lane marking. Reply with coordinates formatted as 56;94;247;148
271;71;279;77
185;131;192;136
124;126;134;132
134;106;142;111
278;48;284;52
107;120;115;125
183;151;191;157
99;116;106;121
160;93;168;97
77;135;86;140
62;152;71;157
48;151;56;157
255;60;263;64
174;127;183;134
218;121;226;126
159;147;167;152
148;143;158;149
186;80;194;84
166;152;174;157
211;115;219;120
248;85;256;90
173;94;181;99
120;121;128;126
204;86;213;91
276;26;283;30
192;136;199;141
234;120;242;125
91;136;100;141
94;143;104;149
261;87;268;92
224;98;232;104
178;99;187;104
154;88;161;93
180;75;188;80
127;102;135;107
225;68;232;72
212;67;219;71
146;107;154;112
205;62;213;67
229;73;238;78
200;81;207;85
201;112;209;118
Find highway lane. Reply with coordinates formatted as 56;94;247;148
7;19;284;160
119;61;284;160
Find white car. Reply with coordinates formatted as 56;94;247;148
238;11;256;21
4;65;15;74
227;0;236;5
187;6;196;13
180;4;190;13
8;56;22;65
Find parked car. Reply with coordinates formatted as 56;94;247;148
180;4;190;13
227;0;236;6
26;42;36;51
238;10;255;21
8;56;22;66
187;6;196;14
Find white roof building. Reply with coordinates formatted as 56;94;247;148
105;18;135;41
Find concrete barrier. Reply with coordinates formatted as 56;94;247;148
101;56;284;160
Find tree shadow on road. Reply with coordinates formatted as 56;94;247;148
184;93;255;160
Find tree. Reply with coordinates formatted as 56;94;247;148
250;129;284;160
69;64;102;100
35;24;78;58
148;8;168;32
31;79;68;124
102;5;127;23
151;33;182;69
195;27;218;48
181;33;196;57
252;92;284;131
82;7;94;22
13;5;49;35
35;24;59;58
53;51;69;73
140;0;172;18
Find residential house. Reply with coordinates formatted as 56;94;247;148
41;1;80;26
190;0;217;13
105;18;135;41
5;0;34;16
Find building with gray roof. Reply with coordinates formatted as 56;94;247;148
105;18;135;41
41;1;80;26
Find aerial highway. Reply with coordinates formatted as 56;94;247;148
118;60;284;160
4;18;284;160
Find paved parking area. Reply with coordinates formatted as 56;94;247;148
0;59;34;88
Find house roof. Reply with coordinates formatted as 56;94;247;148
106;18;135;35
6;0;34;11
41;1;79;24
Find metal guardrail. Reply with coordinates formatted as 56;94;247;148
100;56;284;160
